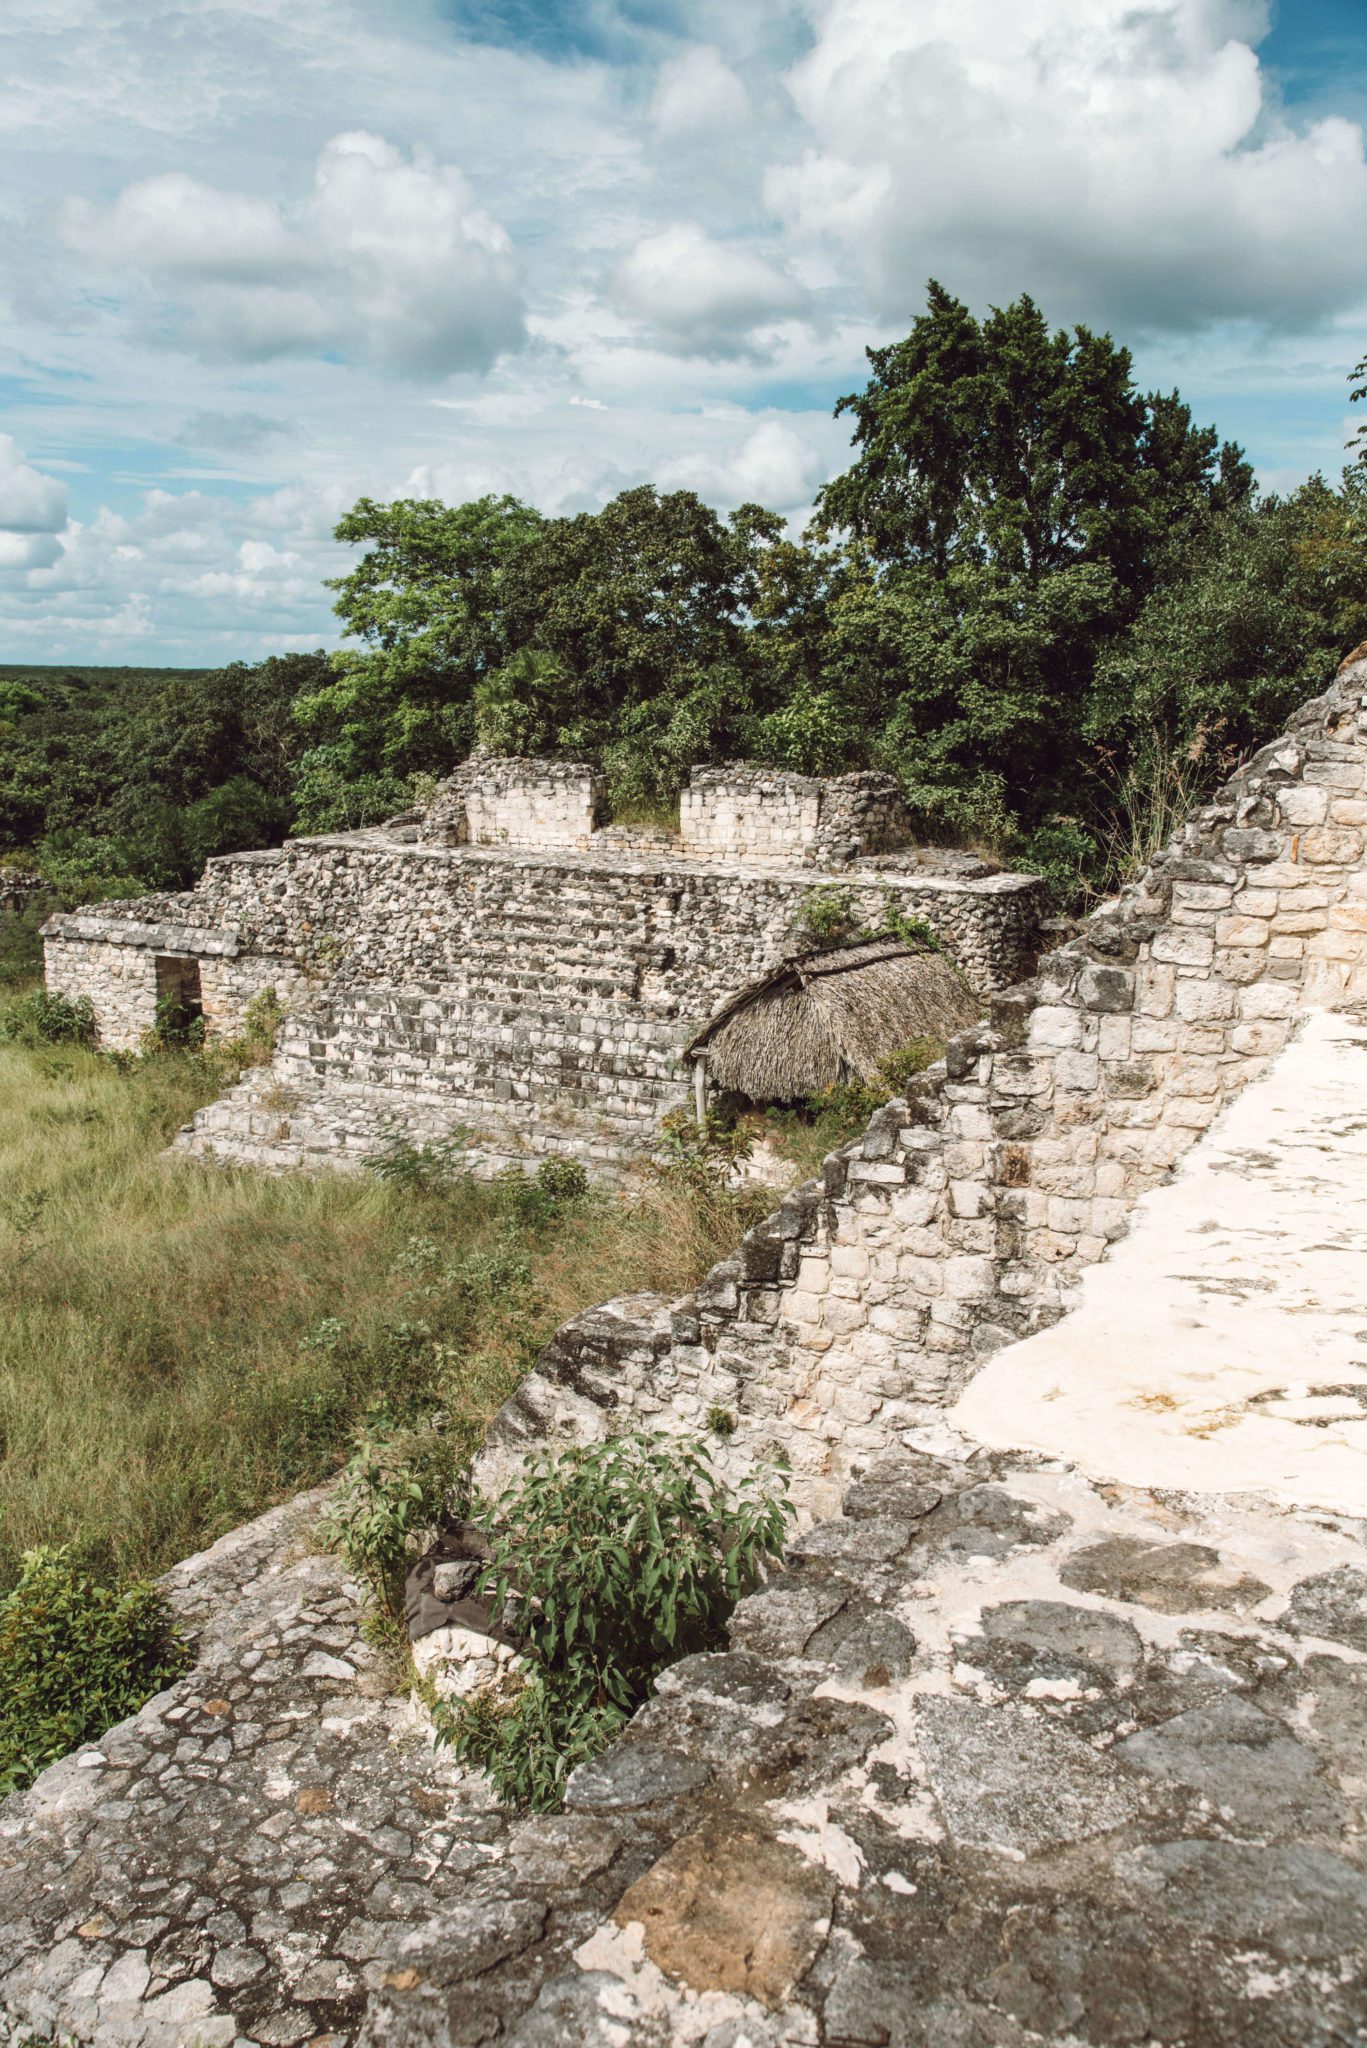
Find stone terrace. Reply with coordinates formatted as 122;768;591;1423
41;758;1042;1181
1;1426;1363;2046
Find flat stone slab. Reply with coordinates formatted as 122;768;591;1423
956;1006;1367;1514
3;1451;1366;2045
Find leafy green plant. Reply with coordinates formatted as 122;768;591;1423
223;986;283;1067
437;1432;791;1811
371;1134;470;1194
317;1418;461;1612
794;883;861;951
0;1547;188;1796
151;991;205;1049
0;990;97;1048
536;1156;589;1204
764;1035;944;1173
657;1105;752;1189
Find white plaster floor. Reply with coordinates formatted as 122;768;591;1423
954;1006;1367;1516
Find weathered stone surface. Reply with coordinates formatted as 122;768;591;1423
1280;1564;1367;1652
1116;1693;1340;1834
9;659;1367;2045
1059;1536;1271;1614
914;1697;1145;1854
612;1817;833;2008
4;1448;1367;2046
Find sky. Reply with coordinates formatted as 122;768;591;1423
2;0;1366;666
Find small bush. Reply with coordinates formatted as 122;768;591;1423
371;1134;469;1194
763;1035;944;1175
657;1105;752;1190
437;1432;791;1810
150;991;204;1049
536;1157;588;1204
0;1548;188;1795
317;1417;463;1611
222;986;283;1067
0;990;97;1047
794;883;860;951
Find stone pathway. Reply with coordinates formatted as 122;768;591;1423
3;1447;1364;2045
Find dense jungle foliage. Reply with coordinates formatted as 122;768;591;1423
4;286;1367;911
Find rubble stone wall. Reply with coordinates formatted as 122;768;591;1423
0;871;49;925
477;656;1367;1517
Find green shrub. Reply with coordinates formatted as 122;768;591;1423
437;1432;791;1810
0;1548;188;1796
536;1157;588;1204
657;1105;752;1189
0;990;97;1047
763;1035;944;1175
150;991;205;1049
317;1417;462;1612
371;1135;470;1194
794;883;860;951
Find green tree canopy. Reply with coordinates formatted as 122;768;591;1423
816;281;1252;590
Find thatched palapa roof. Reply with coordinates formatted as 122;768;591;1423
686;939;981;1102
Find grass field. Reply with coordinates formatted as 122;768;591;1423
0;987;769;1595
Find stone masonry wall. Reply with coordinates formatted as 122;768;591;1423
679;765;914;865
476;652;1367;1517
44;833;1041;1174
417;756;607;849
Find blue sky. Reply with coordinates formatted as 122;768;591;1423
1;0;1366;664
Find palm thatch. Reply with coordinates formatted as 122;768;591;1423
687;939;981;1102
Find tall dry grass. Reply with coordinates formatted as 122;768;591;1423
0;1004;767;1591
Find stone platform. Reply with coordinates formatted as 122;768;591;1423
2;1432;1363;2046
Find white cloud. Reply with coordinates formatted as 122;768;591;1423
612;222;807;356
658;419;826;510
60;131;526;376
62;173;296;279
766;0;1367;331
651;45;750;136
0;436;69;535
0;438;69;574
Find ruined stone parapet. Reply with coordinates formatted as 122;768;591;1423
477;654;1367;1516
679;764;915;865
0;870;49;925
421;754;607;850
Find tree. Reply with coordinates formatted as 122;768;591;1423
816;282;1250;594
297;495;544;784
1351;352;1367;461
479;486;784;800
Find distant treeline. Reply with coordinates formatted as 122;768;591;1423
4;283;1366;906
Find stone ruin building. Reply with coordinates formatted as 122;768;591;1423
0;868;48;926
7;662;1367;2048
40;756;1044;1176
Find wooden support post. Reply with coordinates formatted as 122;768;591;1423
693;1055;708;1129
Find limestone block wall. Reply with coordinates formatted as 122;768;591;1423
681;767;823;861
462;758;605;848
477;654;1367;1516
679;765;915;865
